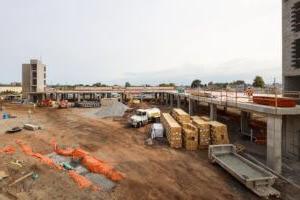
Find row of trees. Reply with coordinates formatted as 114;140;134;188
190;76;265;89
51;76;266;89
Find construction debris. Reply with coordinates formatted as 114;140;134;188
10;160;24;168
145;138;154;146
0;171;9;181
76;101;100;108
85;173;116;191
9;171;34;187
23;124;41;131
6;127;22;134
0;145;16;154
161;113;182;148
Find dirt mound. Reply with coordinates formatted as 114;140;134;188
93;101;128;118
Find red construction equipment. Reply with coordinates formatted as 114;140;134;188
39;99;52;107
59;100;68;109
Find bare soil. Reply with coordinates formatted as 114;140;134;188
0;103;272;199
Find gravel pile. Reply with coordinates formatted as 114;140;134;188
94;101;128;118
84;173;116;191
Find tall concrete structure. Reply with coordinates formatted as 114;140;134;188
283;0;300;92
282;0;300;163
22;59;46;101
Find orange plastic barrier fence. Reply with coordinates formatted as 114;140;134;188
0;145;16;154
16;140;62;170
14;140;101;190
68;170;93;189
51;139;124;181
82;155;124;181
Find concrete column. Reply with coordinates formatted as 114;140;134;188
77;94;81;102
188;98;193;115
170;94;174;108
99;94;102;104
241;111;252;136
267;115;283;173
209;103;217;121
177;95;181;108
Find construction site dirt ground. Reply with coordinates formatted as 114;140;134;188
0;103;299;200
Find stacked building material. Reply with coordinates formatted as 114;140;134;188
191;116;201;121
200;116;210;122
171;108;191;125
182;123;198;150
209;121;229;145
161;113;182;148
192;118;211;149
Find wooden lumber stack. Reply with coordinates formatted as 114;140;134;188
191;116;201;121
171;108;191;125
200;116;210;122
209;121;229;145
182;123;198;150
161;113;182;148
192;118;211;149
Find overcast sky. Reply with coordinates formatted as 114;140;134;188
0;0;281;85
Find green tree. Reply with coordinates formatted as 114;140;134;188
159;83;176;87
252;76;265;88
230;80;245;86
125;82;131;87
92;82;102;87
191;79;202;88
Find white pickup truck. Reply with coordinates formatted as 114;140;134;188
129;108;161;128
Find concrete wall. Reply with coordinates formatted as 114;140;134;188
283;0;300;91
22;64;31;99
283;115;300;160
36;62;46;93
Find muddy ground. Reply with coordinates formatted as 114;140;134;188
0;103;298;200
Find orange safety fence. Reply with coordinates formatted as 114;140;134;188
68;170;93;189
51;139;124;181
15;140;62;170
82;155;124;181
12;140;102;190
0;145;16;154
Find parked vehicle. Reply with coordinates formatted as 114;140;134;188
129;108;161;128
